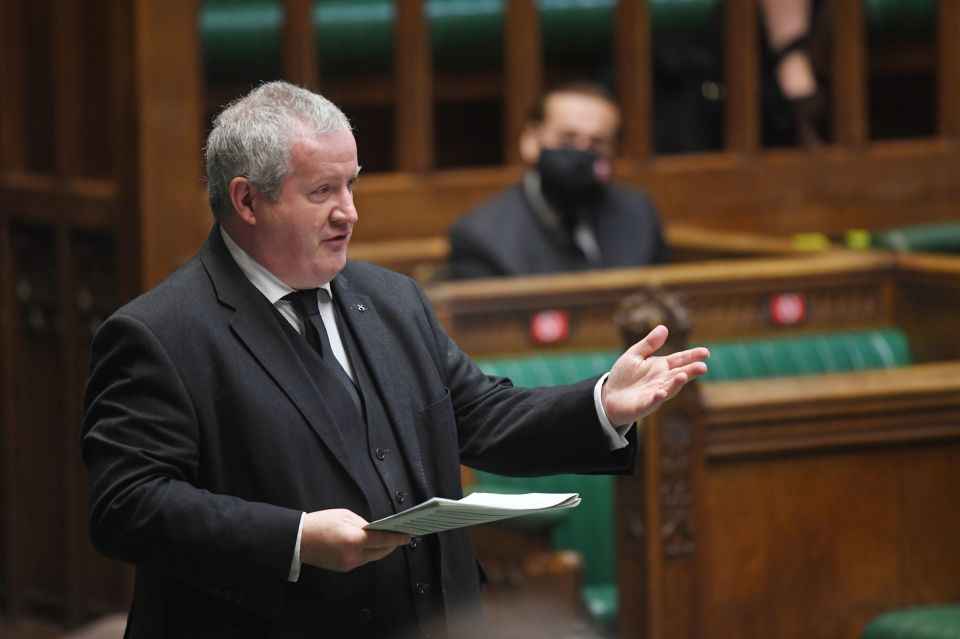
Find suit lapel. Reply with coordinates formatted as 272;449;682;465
332;271;429;497
200;228;362;488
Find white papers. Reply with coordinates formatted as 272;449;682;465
364;492;581;536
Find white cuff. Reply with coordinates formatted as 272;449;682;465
594;373;637;450
288;513;305;582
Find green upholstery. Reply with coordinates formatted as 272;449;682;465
473;351;620;628
471;327;913;627
700;327;912;383
201;0;933;83
863;606;960;639
870;221;960;255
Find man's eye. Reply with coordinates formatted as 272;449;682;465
314;185;331;195
347;178;359;191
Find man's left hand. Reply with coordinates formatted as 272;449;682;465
601;325;710;426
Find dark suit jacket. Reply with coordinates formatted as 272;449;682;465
82;227;635;638
448;183;668;280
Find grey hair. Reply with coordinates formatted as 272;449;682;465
205;81;352;221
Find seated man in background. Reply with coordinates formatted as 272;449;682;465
448;83;668;280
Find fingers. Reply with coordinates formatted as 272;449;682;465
665;346;711;370
625;325;669;359
364;529;411;549
300;509;411;572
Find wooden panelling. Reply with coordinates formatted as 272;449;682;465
1;222;19;618
938;0;960;137
132;0;205;289
615;0;653;162
0;0;26;173
429;251;894;357
395;0;433;172
9;226;67;618
832;0;869;145
723;0;761;152
345;139;960;245
51;0;84;177
692;368;960;639
503;0;541;165
282;0;319;91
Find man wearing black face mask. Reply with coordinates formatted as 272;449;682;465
448;83;668;280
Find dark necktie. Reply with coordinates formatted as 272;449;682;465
284;289;331;358
283;288;362;412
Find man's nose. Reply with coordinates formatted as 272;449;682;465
332;190;359;224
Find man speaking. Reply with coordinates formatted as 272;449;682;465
82;81;708;638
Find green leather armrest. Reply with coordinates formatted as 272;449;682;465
870;221;960;255
863;605;960;639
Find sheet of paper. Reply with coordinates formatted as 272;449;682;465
365;492;581;536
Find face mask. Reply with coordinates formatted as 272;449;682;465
536;147;604;218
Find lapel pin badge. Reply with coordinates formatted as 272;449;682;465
355;304;366;312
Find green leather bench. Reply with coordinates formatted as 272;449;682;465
863;606;960;639
200;0;934;82
472;327;913;629
870;221;960;255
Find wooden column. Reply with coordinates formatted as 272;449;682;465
0;0;26;173
503;0;542;165
615;0;654;162
51;0;85;176
133;0;206;290
56;226;83;627
724;0;761;153
0;222;23;620
394;0;434;172
832;0;868;146
282;0;320;91
938;0;960;139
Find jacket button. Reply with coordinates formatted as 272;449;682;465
416;582;429;596
375;447;387;460
408;537;418;549
395;490;407;503
357;608;373;624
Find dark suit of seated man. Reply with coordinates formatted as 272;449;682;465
81;81;708;639
449;83;668;280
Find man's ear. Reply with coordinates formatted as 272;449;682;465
518;122;542;165
228;177;258;226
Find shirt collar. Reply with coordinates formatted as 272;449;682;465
220;226;333;304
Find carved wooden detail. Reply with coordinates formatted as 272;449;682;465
659;412;696;559
615;286;693;353
13;226;59;340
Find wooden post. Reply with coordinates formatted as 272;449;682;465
938;0;960;139
394;0;434;172
52;0;85;177
56;225;83;627
132;0;206;290
0;0;26;173
615;0;654;162
282;0;320;91
724;0;761;153
832;0;868;146
503;0;542;165
0;221;23;620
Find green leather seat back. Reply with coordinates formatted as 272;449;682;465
701;327;912;382
201;0;935;83
863;605;960;639
473;350;621;592
870;221;960;255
